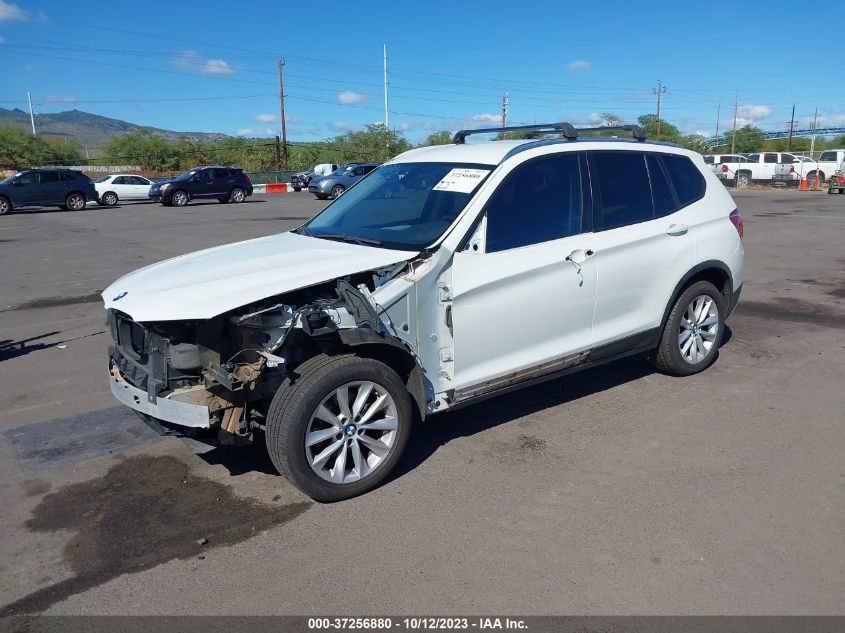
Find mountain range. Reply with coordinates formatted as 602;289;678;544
0;108;228;154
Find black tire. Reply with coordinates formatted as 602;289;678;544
330;185;345;199
171;190;188;207
101;191;118;206
266;354;414;502
229;187;246;203
735;172;751;187
807;171;824;188
652;280;726;377
293;187;302;192
65;192;86;211
0;196;11;216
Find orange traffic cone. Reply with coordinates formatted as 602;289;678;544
799;177;808;191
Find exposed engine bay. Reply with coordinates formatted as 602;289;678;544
107;263;421;442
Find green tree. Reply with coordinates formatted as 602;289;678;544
424;130;453;146
332;124;411;163
637;114;681;142
722;125;765;153
0;125;82;169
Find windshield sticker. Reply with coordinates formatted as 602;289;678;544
432;168;490;193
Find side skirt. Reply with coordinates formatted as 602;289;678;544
447;328;659;413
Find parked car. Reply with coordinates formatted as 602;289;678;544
149;166;253;207
308;162;380;199
0;168;98;215
703;154;746;165
94;174;154;206
102;122;744;501
803;149;845;187
291;163;338;192
718;152;801;186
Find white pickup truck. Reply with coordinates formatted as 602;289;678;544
803;149;845;187
770;149;845;187
717;152;801;186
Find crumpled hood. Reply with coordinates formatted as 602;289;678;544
101;231;414;322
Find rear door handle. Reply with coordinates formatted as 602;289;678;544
666;224;689;236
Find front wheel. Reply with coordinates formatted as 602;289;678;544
171;190;188;207
331;185;345;199
265;354;414;502
652;281;725;377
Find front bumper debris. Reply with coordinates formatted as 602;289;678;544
109;362;211;428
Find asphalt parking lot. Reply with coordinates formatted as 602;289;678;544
0;189;843;616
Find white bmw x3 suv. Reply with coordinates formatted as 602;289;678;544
102;122;744;501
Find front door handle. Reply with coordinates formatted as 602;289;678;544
666;224;689;236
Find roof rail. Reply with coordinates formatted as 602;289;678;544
452;122;646;144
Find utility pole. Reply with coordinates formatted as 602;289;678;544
383;44;389;129
810;107;819;189
730;90;739;153
787;102;795;151
275;135;281;168
715;100;721;138
27;91;36;135
501;92;508;128
277;58;288;169
653;80;667;140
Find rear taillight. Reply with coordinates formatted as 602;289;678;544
722;164;729;172
789;166;795;173
245;174;252;183
729;209;743;240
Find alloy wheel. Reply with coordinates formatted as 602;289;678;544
305;381;398;484
678;294;719;364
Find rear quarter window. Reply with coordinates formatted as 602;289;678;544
661;155;705;207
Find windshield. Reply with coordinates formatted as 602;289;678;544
301;162;494;250
174;169;198;180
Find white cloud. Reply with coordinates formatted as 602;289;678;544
237;128;255;136
173;50;235;75
204;59;234;75
471;113;501;124
255;113;278;123
737;104;772;120
337;91;369;105
0;0;26;22
328;121;359;133
568;60;591;71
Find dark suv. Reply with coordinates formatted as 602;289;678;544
0;169;99;215
149;166;253;207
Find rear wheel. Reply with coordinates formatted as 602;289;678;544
265;354;414;502
0;196;11;215
65;193;86;211
101;191;118;206
652;281;725;376
171;190;188;207
735;172;751;187
229;187;246;203
807;171;824;188
293;187;302;192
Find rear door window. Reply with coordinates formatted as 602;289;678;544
485;153;583;252
589;152;653;230
39;172;61;183
819;151;836;161
661;155;705;207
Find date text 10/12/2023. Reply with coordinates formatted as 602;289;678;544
307;617;528;630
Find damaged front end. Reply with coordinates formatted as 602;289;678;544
107;267;419;443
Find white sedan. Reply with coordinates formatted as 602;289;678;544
94;174;153;206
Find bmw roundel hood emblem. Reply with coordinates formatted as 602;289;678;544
113;291;128;302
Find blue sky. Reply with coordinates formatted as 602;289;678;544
1;0;843;144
